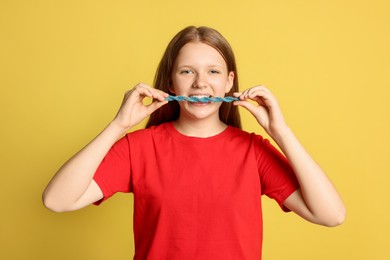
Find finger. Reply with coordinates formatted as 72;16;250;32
236;89;252;100
235;86;272;101
147;100;169;114
153;89;169;102
238;90;264;103
246;87;268;97
256;85;271;93
241;85;271;97
134;82;155;94
249;90;269;101
234;100;265;118
245;89;277;107
241;88;266;100
135;83;168;101
140;87;155;98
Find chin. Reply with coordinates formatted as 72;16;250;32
181;102;221;121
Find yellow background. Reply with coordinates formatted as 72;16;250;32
1;0;389;259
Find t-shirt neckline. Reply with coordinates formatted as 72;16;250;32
165;122;233;143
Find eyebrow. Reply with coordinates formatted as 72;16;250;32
176;64;226;69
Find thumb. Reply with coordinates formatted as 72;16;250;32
234;100;260;117
147;100;169;115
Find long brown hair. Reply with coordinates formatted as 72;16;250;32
146;26;241;129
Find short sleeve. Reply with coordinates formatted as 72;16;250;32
253;135;300;212
93;135;131;205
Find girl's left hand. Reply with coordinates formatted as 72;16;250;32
233;85;289;140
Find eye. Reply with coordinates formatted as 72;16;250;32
210;69;221;74
180;69;193;74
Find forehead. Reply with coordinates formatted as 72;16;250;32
175;42;226;66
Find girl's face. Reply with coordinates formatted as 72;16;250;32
170;42;234;122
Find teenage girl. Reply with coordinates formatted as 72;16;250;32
43;26;346;259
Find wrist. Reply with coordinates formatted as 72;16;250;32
271;126;294;145
111;113;137;131
107;120;131;138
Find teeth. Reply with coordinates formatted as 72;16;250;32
190;95;210;98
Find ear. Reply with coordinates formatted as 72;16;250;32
225;71;235;93
168;81;176;94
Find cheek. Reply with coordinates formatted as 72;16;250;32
171;76;193;93
211;77;231;92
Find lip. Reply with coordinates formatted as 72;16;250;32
189;101;210;106
182;94;212;105
188;93;212;97
188;94;213;105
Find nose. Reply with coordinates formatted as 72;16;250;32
192;72;207;88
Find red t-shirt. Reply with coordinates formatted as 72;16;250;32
93;122;299;259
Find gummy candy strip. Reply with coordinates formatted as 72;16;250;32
165;96;239;103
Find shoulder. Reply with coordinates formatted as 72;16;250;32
229;127;278;158
228;126;251;138
128;123;168;135
125;122;171;143
228;126;267;144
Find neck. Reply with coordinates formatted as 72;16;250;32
174;116;228;137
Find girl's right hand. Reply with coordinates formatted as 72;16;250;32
112;83;169;131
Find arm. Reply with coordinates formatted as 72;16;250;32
42;83;168;212
234;86;346;226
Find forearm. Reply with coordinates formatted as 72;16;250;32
42;121;127;211
43;85;168;212
274;128;346;225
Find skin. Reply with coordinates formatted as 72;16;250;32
234;87;346;226
43;42;346;227
169;42;234;137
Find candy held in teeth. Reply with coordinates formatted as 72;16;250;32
165;95;239;103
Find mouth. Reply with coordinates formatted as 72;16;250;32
188;94;212;104
189;94;211;98
188;94;212;103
